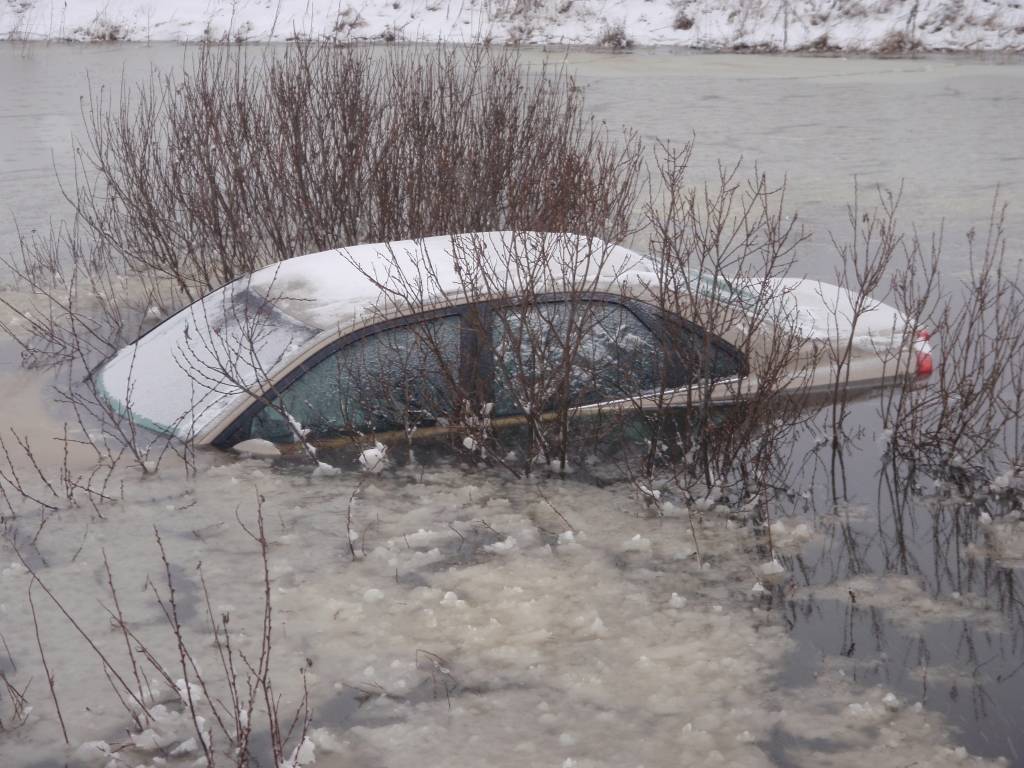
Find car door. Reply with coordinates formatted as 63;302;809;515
485;296;746;417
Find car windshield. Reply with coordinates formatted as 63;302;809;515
97;284;319;439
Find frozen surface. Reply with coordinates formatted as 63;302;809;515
0;452;1008;767
2;0;1023;50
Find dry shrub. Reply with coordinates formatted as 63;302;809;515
673;11;694;31
4;43;640;362
0;41;643;478
597;24;633;49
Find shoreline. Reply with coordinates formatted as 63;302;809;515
3;38;1024;61
3;0;1023;55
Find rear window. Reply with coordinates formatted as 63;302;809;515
97;285;319;439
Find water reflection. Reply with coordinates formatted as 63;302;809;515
772;401;1024;763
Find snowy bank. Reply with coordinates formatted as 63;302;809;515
2;0;1024;51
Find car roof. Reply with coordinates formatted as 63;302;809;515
245;231;647;331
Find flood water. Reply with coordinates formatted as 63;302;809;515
1;43;1024;768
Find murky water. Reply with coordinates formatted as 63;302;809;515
2;43;1024;768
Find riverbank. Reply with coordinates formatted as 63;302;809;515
2;0;1024;52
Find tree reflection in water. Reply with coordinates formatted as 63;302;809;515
761;399;1024;763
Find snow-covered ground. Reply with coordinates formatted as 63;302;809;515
2;0;1024;50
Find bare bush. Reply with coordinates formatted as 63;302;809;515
1;41;644;477
614;142;814;534
13;498;312;767
880;197;1024;489
673;10;695;31
597;24;633;49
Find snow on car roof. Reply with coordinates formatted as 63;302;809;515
246;231;646;331
97;232;643;441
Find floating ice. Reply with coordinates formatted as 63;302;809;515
1;561;26;578
463;436;478;452
280;736;316;767
484;537;518;554
440;591;465;608
363;588;385;603
176;679;204;704
171;737;198;755
669;592;687;608
131;727;176;751
637;483;661;501
231;438;281;457
623;534;652;552
309;727;345;753
990;468;1020;493
312;461;341;477
359;442;388;474
73;741;113;767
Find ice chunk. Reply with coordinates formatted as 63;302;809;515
440;591;465;608
462;436;478;451
751;582;766;595
312;461;341;477
171;737;198;755
882;692;900;711
1;561;27;578
132;728;176;751
359;442;388;474
623;534;652;552
483;537;517;554
310;727;345;753
557;530;576;544
74;741;113;767
176;678;204;704
280;736;316;767
231;438;281;457
759;560;785;576
979;511;993;525
669;592;687;608
363;588;385;603
637;483;661;501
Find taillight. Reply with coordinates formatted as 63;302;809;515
914;330;934;377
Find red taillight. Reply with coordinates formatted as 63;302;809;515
914;330;934;377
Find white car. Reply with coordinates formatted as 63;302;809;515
95;231;932;449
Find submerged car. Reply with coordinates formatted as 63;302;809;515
95;231;932;449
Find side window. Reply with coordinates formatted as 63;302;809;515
248;315;460;441
661;316;745;384
491;301;663;417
